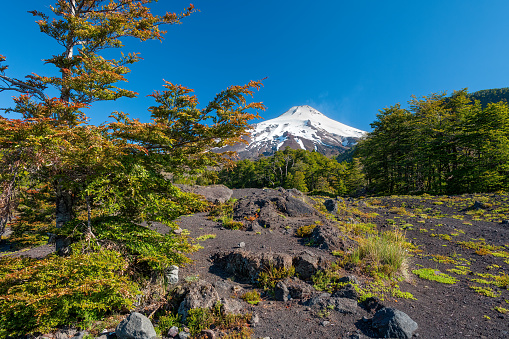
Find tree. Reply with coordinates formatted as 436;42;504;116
0;1;264;241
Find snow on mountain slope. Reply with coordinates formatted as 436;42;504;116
220;105;366;159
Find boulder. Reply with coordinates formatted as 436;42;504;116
167;326;179;337
164;265;179;285
115;312;157;339
174;280;221;321
212;250;293;283
371;307;418;339
293;252;319;280
310;225;355;251
303;293;358;314
332;283;359;300
283;277;315;299
274;280;290;301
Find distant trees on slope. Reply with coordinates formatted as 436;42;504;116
357;89;509;195
218;147;365;196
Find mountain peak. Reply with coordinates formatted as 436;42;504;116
279;105;325;118
216;105;366;159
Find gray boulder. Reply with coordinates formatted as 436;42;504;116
293;252;319;280
283;277;315;299
303;293;358;314
212;250;293;283
115;312;157;339
274;280;290;301
371;307;418;339
175;280;221;321
165;265;179;285
332;283;359;300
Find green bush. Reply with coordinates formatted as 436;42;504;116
0;250;139;337
296;224;316;237
59;217;199;272
258;264;295;290
241;290;261;305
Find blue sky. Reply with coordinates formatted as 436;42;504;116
1;0;509;131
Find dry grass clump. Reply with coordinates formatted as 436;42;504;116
348;229;411;279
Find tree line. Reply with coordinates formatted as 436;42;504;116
218;147;365;196
356;89;509;195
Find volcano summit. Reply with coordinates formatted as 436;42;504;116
224;105;366;159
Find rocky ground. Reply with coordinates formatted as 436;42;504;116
2;187;509;338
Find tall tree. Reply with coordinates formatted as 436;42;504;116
0;1;264;240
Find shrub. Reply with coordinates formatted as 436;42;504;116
58;217;198;272
186;303;252;336
296;224;316;237
222;217;244;230
0;250;139;337
241;290;261;305
258;264;295;290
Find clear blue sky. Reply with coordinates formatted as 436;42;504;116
1;0;509;131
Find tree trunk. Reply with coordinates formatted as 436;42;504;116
55;182;74;228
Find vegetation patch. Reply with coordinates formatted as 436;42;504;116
196;234;216;241
0;250;139;337
258;265;295;291
186;303;252;337
347;229;411;278
241;290;262;305
469;286;501;298
296;224;317;237
412;268;458;284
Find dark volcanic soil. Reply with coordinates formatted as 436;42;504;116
175;189;509;339
3;188;509;338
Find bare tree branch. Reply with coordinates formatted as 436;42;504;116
0;75;46;102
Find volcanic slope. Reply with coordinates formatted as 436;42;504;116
222;105;366;159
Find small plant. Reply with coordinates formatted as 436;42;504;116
186;302;252;337
296;224;317;237
470;286;500;298
494;306;509;314
258;264;295;291
155;312;182;336
412;268;458;284
185;275;200;282
196;234;216;241
241;290;261;305
222;217;244;230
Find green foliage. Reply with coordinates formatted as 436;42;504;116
412;268;458;284
0;250;138;337
296;224;317;237
186;303;252;336
241;290;261;305
357;89;509;195
311;268;348;293
196;234;216;241
469;285;501;298
209;199;244;230
58;217;197;272
258;265;295;291
155;312;182;336
218;148;363;195
494;306;509;314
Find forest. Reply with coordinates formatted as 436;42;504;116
357;89;509;195
219;88;509;197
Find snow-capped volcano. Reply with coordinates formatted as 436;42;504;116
222;105;366;159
